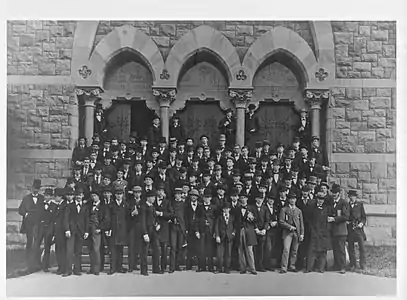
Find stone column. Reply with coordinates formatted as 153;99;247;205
153;88;177;143
304;89;329;138
75;87;103;145
229;89;253;147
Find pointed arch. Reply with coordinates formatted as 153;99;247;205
88;25;165;86
243;26;319;87
165;25;242;87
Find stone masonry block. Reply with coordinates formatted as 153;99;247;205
367;117;386;128
345;87;362;99
351;100;369;111
374;109;386;117
365;142;386;153
371;162;387;179
159;24;176;37
334;32;353;44
387;191;396;204
353;62;371;72
346;110;361;122
376;129;392;140
358;171;371;182
236;25;254;36
330;87;346;96
379;58;396;68
382;45;395;57
361;54;377;62
371;30;388;41
340;178;357;189
358;131;376;143
370;194;388;204
363;183;378;193
335;121;350;129
335;162;350;174
378;179;396;190
372;67;385;78
377;88;392;97
333;108;345;119
350;162;371;172
386;139;396;153
359;25;371;36
350;122;368;131
367;41;382;53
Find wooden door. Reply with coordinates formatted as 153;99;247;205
130;101;156;139
105;102;131;141
177;101;225;144
248;101;298;149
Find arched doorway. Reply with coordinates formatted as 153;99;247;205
102;51;156;141
174;51;232;145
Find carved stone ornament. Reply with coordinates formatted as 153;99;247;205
78;65;92;79
229;89;253;108
236;69;247;81
152;88;177;105
304;89;329;108
75;87;103;97
315;68;328;81
160;69;170;80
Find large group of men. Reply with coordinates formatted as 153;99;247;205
18;107;367;278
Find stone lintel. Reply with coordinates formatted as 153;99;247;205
331;153;396;163
365;204;396;216
7;75;74;85
9;149;72;159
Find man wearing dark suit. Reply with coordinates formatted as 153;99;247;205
158;137;169;162
347;190;367;271
251;194;268;272
214;202;236;274
36;188;57;272
54;187;71;275
310;136;329;181
229;189;241;271
218;108;236;148
63;187;90;276
297;108;311;146
264;195;279;271
235;192;258;275
133;160;145;188
127;186;143;272
88;190;111;275
245;104;260;144
196;189;217;272
72;137;90;167
147;115;162;147
121;157;135;187
155;162;173;201
328;184;350;274
169;188;187;273
108;187;128;274
18;179;44;273
154;183;173;273
185;189;202;270
270;162;284;198
140;190;160;276
279;192;304;273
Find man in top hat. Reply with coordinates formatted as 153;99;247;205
347;190;367;271
305;191;331;273
310;136;329;180
279;192;304;273
253;141;263;160
63;186;90;276
218;108;236;148
169;115;184;143
36;187;58;272
264;194;280;271
214;201;236;274
72;137;90;168
276;143;286;163
53;187;69;275
94;103;108;138
297;108;311;146
127;185;143;272
148;114;162;147
245;103;260;145
216;134;227;154
185;188;201;270
168;137;178;152
328;183;350;274
251;194;268;272
18;179;44;273
158;137;169;161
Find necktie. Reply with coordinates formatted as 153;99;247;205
76;203;81;213
45;203;49;210
33;196;37;204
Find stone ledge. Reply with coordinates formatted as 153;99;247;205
331;153;396;163
8;149;72;159
311;78;396;89
7;75;74;85
365;204;396;216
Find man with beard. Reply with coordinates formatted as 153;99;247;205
218;108;236;147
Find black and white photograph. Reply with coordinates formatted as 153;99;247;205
4;0;405;298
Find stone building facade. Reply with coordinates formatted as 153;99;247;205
7;20;396;248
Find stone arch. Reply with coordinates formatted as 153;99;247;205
88;25;165;86
164;25;242;87
242;26;319;87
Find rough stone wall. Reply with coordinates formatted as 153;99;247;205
7;20;76;75
94;20;315;61
332;21;396;79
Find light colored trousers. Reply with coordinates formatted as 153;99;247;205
281;232;299;271
238;228;256;272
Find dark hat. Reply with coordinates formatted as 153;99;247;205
254;170;262;177
248;104;256;110
232;169;241;177
75;186;84;195
90;189;101;197
104;152;113;159
263;140;270;146
287;146;296;152
123;156;132;164
284;174;293;181
101;186;112;193
189;170;200;177
293;136;300;143
230;188;240;196
174;187;183;194
168;147;177;153
139;135;148;141
44;188;54;196
279;187;288;194
200;134;209;140
134;159;143;166
157;161;167;169
244;173;253;180
186;145;195;153
189;189;199;197
234;181;244;187
299;143;309;150
152;114;160;120
176;154;184;161
128;143;137;150
159;137;167;144
103;173;112;180
259;181;268;188
288;192;297;199
225;108;233;114
151;147;159;153
132;185;142;192
348;189;358;197
300;108;308;113
255;141;263;148
203;189;213;197
192;156;200;162
169;137;177;143
239;192;249;199
146;190;156;198
172;115;180;120
219;134;226;141
291;166;300;173
217;184;228;191
307;176;318;185
55;187;66;197
156;182;166;190
202;170;211;177
261;156;269;162
214;164;222;171
65;187;75;195
32;179;41;189
207;157;215;162
178;139;185;145
73;165;82;171
249;157;257;164
302;186;311;192
276;142;284;148
179;166;187;173
114;187;125;194
129;131;138;138
316;192;326;199
224;148;232;153
312;136;320;141
320;182;330;189
144;174;154;180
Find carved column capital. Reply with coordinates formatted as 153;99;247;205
229;89;253;109
304;89;329;110
152;88;177;108
75;86;104;105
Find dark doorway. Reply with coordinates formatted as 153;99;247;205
177;100;225;145
248;101;299;150
131;100;156;139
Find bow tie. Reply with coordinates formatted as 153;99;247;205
241;206;247;209
76;203;81;207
